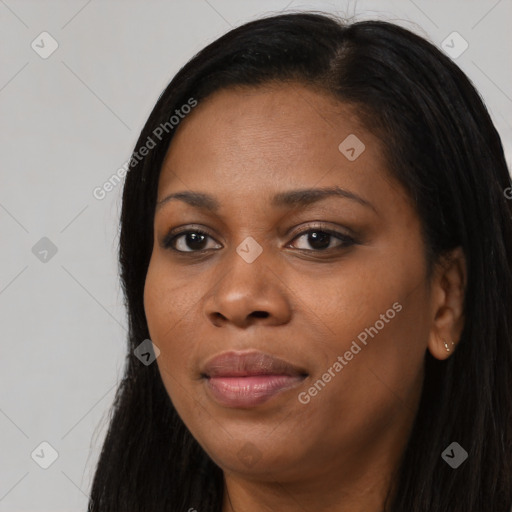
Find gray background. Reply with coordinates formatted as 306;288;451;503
1;0;511;510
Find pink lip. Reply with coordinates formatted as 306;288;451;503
201;350;308;408
206;374;306;407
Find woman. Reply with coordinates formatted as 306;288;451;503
88;12;512;512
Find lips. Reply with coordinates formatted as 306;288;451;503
201;350;308;378
201;350;308;408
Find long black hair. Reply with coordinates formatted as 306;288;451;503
87;12;512;511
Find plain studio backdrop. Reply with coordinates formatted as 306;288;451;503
0;0;511;510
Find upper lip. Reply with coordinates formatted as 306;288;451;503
201;350;308;378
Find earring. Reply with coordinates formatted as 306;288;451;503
443;340;456;352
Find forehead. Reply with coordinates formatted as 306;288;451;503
157;83;393;205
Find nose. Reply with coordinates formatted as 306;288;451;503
203;244;292;329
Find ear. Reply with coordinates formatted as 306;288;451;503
427;247;467;360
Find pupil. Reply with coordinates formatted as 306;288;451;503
309;231;330;250
187;232;206;250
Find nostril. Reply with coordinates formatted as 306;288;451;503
251;311;269;318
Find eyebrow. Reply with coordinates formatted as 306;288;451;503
155;186;376;213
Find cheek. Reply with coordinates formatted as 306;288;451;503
144;252;198;337
326;289;429;427
289;262;397;349
144;259;170;341
143;257;192;375
374;291;431;383
296;255;429;407
143;273;189;422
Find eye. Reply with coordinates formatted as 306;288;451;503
163;229;221;253
288;227;356;251
162;225;357;254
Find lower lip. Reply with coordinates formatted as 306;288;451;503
205;374;306;408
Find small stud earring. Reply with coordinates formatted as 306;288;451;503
443;340;455;352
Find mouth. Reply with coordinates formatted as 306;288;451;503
201;350;308;408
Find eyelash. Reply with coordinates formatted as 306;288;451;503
162;225;358;254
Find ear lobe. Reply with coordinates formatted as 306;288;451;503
427;247;467;360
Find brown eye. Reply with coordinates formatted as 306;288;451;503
163;230;221;252
289;229;356;251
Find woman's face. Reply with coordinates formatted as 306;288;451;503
144;83;441;486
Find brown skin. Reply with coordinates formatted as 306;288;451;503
143;83;466;512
